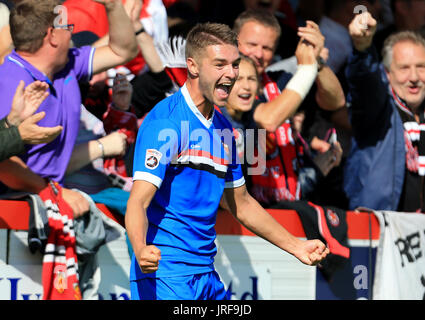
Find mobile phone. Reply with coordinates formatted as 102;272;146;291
326;128;337;145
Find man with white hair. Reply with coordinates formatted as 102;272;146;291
344;12;425;212
0;2;11;63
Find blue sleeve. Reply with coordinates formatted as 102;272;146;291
223;127;245;189
345;46;389;133
132;119;180;188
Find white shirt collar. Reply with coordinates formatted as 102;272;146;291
181;83;215;129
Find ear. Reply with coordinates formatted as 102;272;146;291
186;57;200;78
46;27;59;48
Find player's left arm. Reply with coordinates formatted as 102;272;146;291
223;184;329;266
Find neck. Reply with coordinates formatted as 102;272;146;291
16;50;57;80
185;79;214;120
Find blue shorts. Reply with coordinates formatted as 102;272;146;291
130;271;229;300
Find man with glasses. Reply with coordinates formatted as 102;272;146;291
0;0;139;217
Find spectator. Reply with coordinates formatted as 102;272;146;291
344;12;425;212
219;54;343;202
0;0;138;218
86;2;175;119
234;10;346;206
198;0;300;61
0;80;62;162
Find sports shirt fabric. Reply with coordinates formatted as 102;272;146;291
130;84;245;280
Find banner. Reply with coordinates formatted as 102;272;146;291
373;211;425;300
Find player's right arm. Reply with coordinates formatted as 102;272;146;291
125;118;179;273
125;180;161;273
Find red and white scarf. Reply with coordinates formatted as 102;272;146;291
249;73;302;204
390;86;425;176
38;181;82;300
102;103;139;191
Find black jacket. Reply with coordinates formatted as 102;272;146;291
0;117;25;162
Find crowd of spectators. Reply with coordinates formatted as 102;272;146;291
0;0;424;297
0;0;425;212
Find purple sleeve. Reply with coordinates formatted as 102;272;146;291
0;77;29;120
69;45;96;83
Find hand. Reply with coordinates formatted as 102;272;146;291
137;245;161;273
98;131;127;157
7;80;49;127
295;37;316;66
293;239;329;266
349;11;377;52
310;136;331;153
297;21;325;61
61;187;90;219
18;111;63;145
313;140;343;176
112;74;133;111
123;0;143;29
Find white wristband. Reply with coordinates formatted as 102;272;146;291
285;63;318;100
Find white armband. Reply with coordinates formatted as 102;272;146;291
285;63;318;100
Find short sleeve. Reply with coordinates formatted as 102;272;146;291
132;119;180;189
69;46;95;83
224;129;245;189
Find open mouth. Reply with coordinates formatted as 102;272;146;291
216;83;233;99
408;85;421;94
238;93;252;102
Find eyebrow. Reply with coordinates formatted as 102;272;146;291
212;57;241;65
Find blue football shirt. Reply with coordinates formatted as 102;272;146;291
130;84;245;280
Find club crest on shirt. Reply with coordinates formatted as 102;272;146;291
145;149;162;170
326;209;340;227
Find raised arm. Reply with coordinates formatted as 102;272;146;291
346;12;389;132
91;0;139;75
223;184;329;266
253;39;317;132
253;21;345;132
298;21;346;111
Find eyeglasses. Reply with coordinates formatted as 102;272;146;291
54;24;74;33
